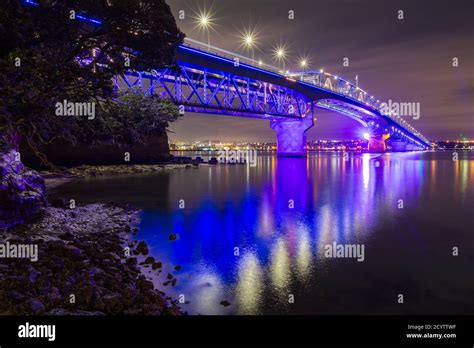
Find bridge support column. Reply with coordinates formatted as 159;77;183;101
270;117;314;157
367;134;390;153
390;141;407;152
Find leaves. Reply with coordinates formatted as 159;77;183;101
0;0;184;166
91;90;181;147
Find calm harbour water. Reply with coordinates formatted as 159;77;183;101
51;151;474;315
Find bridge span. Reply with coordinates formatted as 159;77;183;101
116;38;431;156
22;0;430;156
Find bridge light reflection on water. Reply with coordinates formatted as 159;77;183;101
50;152;474;314
236;251;263;314
139;152;433;314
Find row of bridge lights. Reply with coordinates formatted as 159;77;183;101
196;11;426;143
195;11;308;72
194;10;387;107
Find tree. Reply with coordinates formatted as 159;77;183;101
0;0;184;167
94;90;182;147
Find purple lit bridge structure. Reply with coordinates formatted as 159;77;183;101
115;38;430;156
22;0;430;156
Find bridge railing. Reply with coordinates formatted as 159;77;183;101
183;39;379;108
181;39;429;145
182;38;284;74
287;73;429;145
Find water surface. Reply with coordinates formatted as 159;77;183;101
51;151;474;315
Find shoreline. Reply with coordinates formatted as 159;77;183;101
41;163;209;191
0;203;182;315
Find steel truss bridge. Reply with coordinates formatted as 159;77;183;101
115;38;430;155
23;0;430;155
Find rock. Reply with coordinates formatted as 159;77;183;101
168;233;177;241
28;270;40;283
0;202;182;316
29;298;46;314
152;262;162;270
136;276;154;291
0;149;46;229
59;245;83;260
59;232;75;241
103;293;123;314
220;300;231;307
135;241;149;255
47;287;62;302
174;265;182;271
9;290;26;302
126;257;137;267
142;256;155;265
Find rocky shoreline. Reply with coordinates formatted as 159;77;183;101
0;203;182;315
39;163;207;188
67;163;206;176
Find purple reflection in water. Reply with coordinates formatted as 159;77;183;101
50;152;474;315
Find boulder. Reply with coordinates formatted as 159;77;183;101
0;149;46;229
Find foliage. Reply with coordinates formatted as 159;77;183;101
94;91;182;147
0;0;184;166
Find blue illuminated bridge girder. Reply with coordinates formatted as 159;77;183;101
116;55;312;121
22;0;429;149
116;44;430;148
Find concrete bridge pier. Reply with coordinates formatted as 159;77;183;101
270;117;314;157
367;133;390;153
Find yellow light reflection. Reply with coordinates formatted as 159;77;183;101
270;238;291;291
296;226;312;281
460;160;468;197
235;252;263;314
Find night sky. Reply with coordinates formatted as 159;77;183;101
166;0;474;142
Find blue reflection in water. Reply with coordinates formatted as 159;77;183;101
136;152;436;314
51;151;474;314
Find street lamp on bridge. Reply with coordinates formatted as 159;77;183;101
240;29;258;64
193;9;216;51
298;55;310;71
273;44;288;72
198;13;211;49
